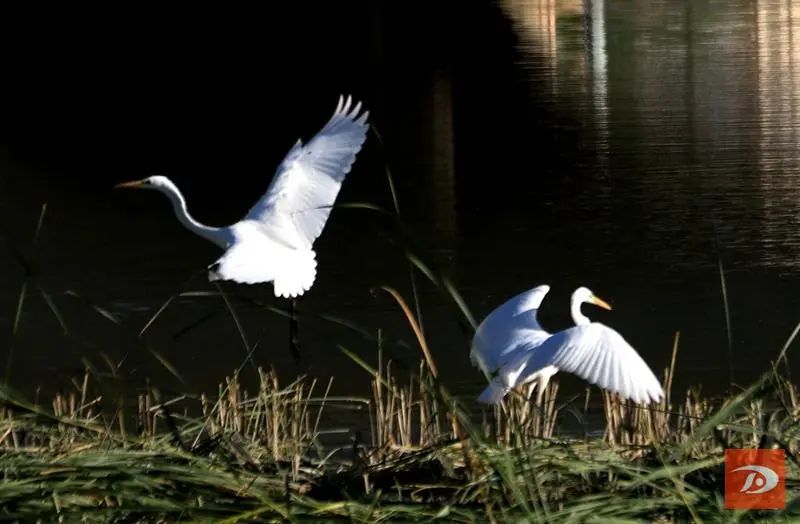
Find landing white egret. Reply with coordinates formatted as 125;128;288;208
115;95;369;298
477;286;664;405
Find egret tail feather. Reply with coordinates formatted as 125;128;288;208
273;250;317;298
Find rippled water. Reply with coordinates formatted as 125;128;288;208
2;0;800;403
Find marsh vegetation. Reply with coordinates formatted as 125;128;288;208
2;296;799;521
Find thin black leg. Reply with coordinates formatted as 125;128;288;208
289;298;301;364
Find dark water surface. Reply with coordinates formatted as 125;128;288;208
2;1;800;406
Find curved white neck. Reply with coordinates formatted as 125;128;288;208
571;298;591;326
157;185;229;248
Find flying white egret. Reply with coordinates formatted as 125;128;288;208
470;284;551;374
115;95;369;298
477;286;664;405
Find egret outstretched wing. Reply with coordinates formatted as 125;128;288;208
470;285;551;373
245;95;370;249
492;323;664;404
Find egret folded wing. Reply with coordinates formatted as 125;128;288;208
470;285;551;372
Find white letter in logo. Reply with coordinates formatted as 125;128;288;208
732;465;779;494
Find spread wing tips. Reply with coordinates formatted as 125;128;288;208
333;94;369;124
601;368;664;405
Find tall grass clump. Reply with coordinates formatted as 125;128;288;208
1;318;800;520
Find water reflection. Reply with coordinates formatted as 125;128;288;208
502;0;587;97
430;69;457;255
757;0;800;268
499;0;800;272
587;0;609;175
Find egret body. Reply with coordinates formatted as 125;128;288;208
477;286;664;405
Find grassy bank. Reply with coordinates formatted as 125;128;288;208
2;328;800;522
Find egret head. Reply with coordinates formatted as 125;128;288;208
114;175;176;192
572;286;612;311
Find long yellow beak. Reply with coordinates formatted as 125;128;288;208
590;295;613;311
114;179;146;189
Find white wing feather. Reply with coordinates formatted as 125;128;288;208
470;285;551;373
245;95;369;249
491;323;664;405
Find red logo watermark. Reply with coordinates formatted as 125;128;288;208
725;449;785;510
